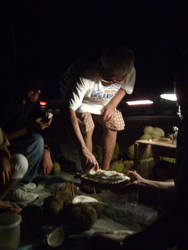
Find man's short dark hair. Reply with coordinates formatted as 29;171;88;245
24;80;44;92
99;45;135;77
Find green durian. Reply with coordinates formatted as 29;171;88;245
111;160;124;173
127;144;135;160
139;134;152;140
52;162;61;175
43;196;63;216
69;203;97;231
143;126;154;135
88;194;104;217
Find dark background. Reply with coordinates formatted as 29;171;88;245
0;1;187;115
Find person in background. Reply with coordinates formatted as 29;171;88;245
59;45;136;171
0;128;27;212
0;80;53;204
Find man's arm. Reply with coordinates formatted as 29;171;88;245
112;171;175;194
127;171;174;190
0;147;12;184
137;178;174;190
7;115;53;141
102;88;126;121
70;108;99;170
6;127;28;141
107;88;126;109
70;108;87;148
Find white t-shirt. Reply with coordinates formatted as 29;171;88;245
69;66;136;114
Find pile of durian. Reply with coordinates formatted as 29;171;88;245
43;183;104;233
127;126;165;160
22;183;104;247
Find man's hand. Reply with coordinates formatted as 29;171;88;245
111;171;146;194
0;200;22;213
126;170;145;186
42;149;53;175
81;146;99;172
101;104;116;121
35;117;52;130
0;157;12;184
9;204;22;213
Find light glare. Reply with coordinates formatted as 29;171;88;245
160;94;177;101
126;100;153;106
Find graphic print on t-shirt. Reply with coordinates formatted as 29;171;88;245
90;84;120;104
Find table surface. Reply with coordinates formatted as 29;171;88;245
135;139;176;149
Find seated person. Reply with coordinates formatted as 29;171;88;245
0;81;54;203
0;128;29;211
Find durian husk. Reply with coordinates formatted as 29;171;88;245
55;183;77;206
111;160;124;173
139;134;152;140
43;196;64;217
89;194;104;217
56;183;77;198
127;144;135;160
67;203;98;232
52;162;61;175
94;143;120;164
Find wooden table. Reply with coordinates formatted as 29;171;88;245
134;139;177;169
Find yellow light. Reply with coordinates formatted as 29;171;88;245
126;100;153;106
160;94;177;101
40;101;47;106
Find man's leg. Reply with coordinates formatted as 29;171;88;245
100;110;125;170
84;128;94;153
0;154;28;199
77;113;95;153
102;128;117;170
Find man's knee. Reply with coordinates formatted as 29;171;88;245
32;133;44;146
105;110;125;131
31;133;44;152
104;127;117;134
11;154;29;179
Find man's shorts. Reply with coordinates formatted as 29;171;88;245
77;110;125;134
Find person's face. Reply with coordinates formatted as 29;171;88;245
26;89;41;103
100;72;127;85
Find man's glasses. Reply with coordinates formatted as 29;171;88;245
101;74;127;84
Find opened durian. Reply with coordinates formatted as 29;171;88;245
46;225;65;248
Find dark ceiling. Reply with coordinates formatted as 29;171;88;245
0;2;187;107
